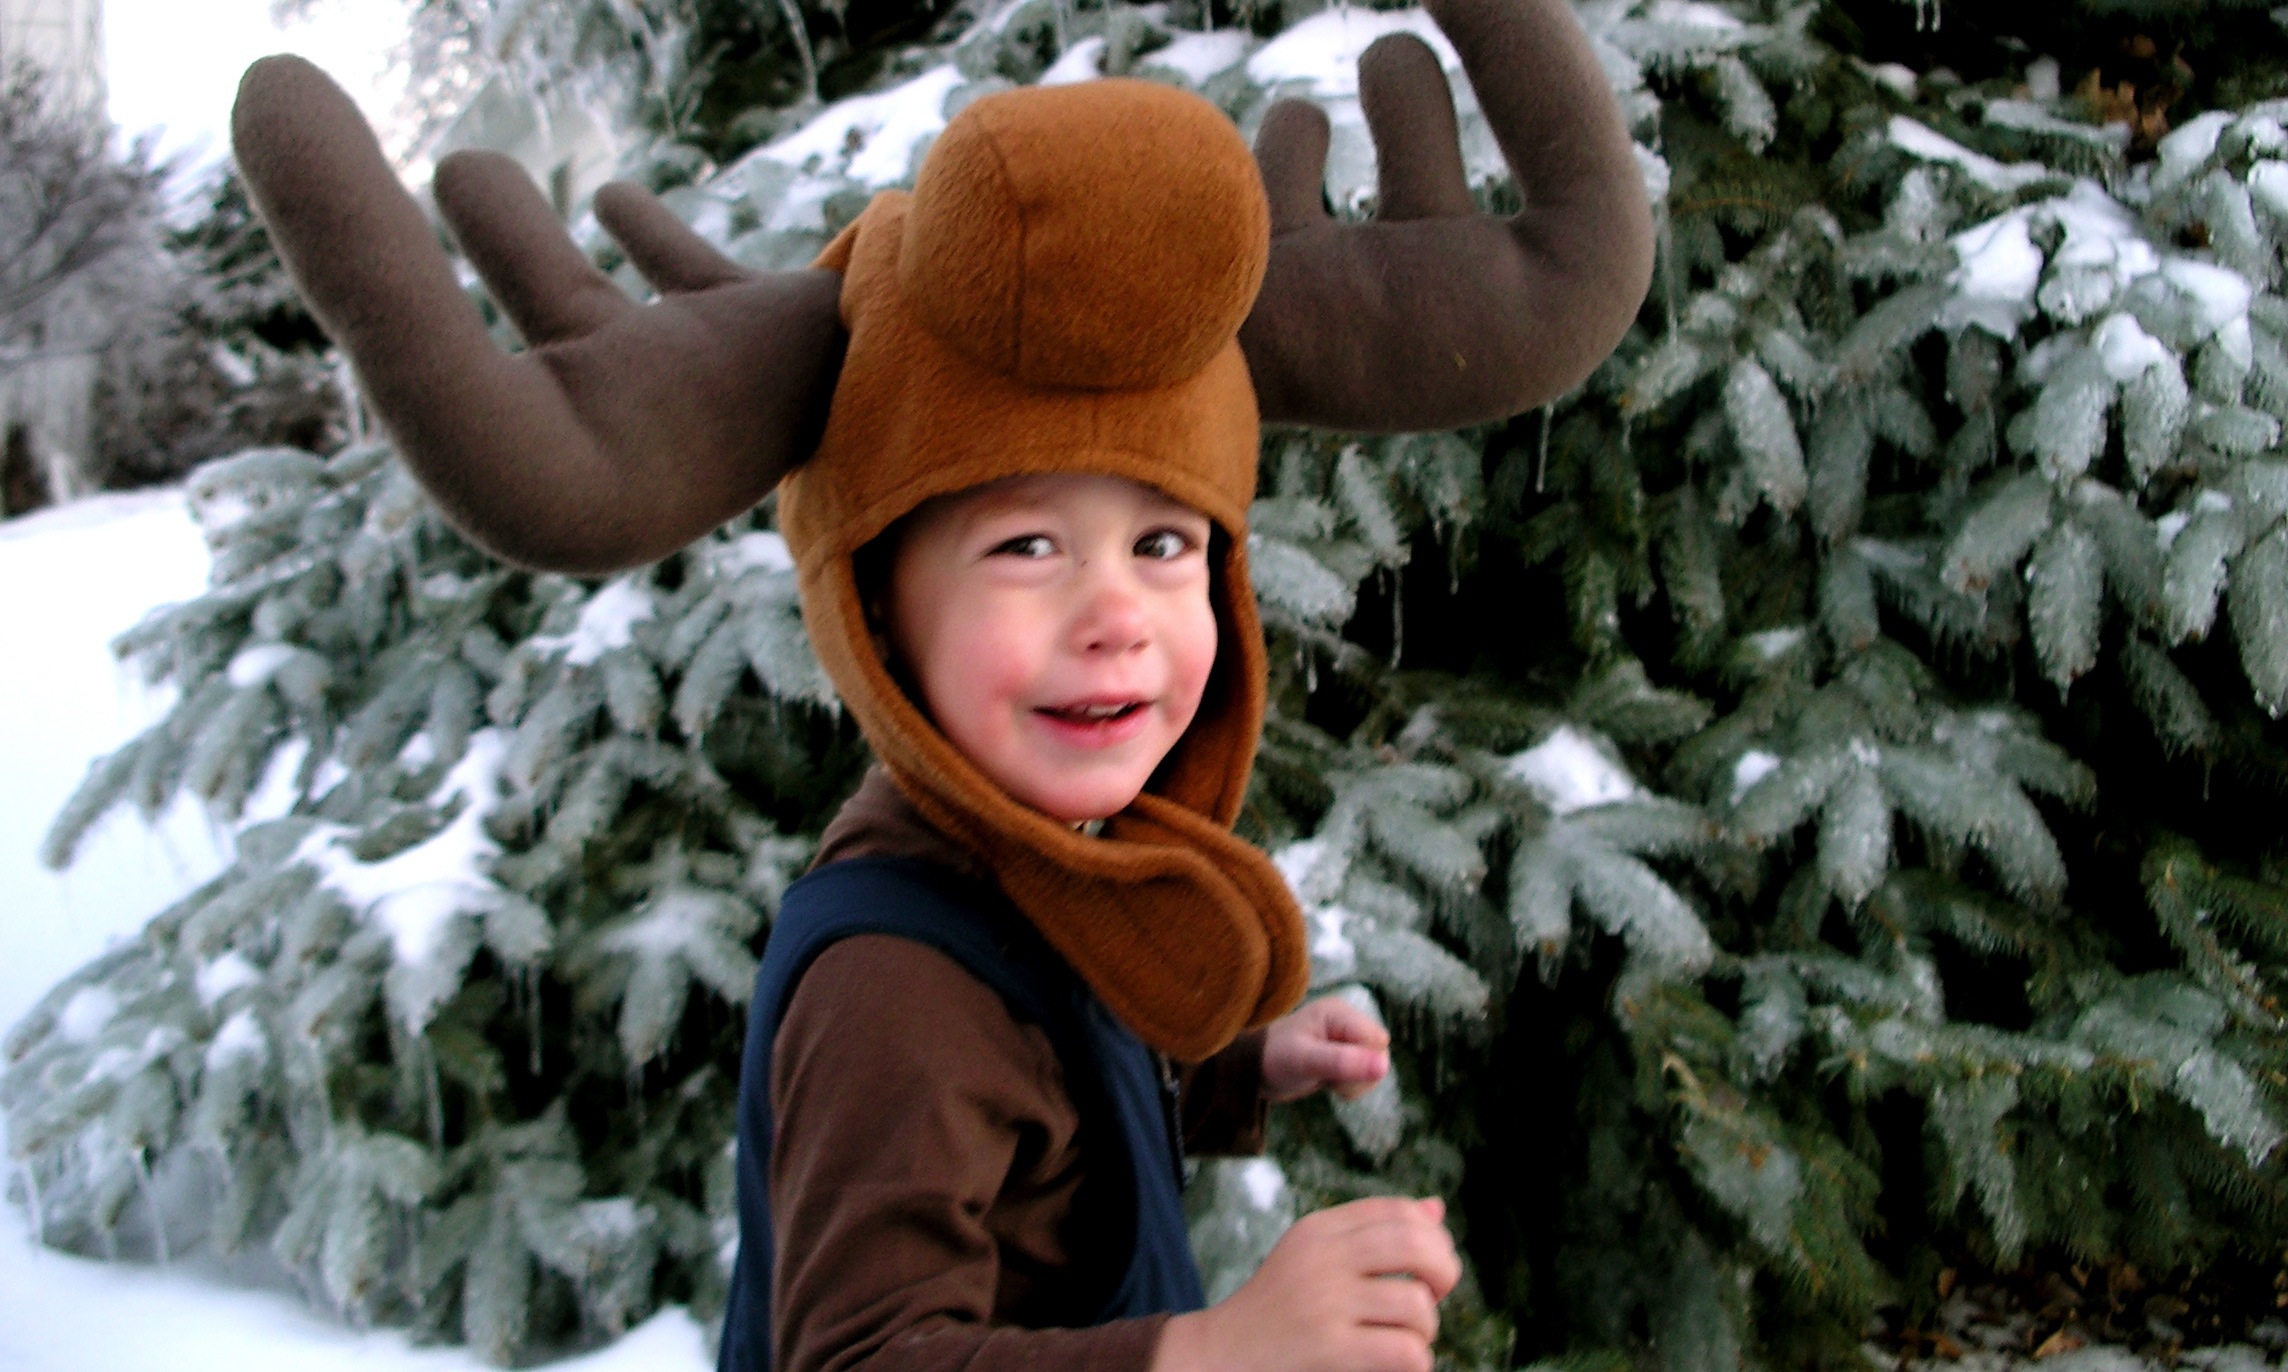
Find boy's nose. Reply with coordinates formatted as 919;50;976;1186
1072;572;1150;656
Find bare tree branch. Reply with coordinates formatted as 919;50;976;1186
0;59;171;377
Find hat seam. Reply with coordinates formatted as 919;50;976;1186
970;112;1029;381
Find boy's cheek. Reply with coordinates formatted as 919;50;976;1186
1166;601;1219;720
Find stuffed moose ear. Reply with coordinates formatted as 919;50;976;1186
230;0;1651;574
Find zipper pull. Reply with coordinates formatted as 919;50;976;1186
1156;1051;1187;1185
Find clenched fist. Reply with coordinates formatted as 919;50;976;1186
1151;1196;1460;1372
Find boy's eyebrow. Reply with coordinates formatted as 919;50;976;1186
937;479;1212;543
949;492;1058;539
1136;491;1211;523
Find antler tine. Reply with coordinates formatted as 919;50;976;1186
1253;100;1336;234
1358;35;1475;222
1240;0;1655;433
434;151;633;344
232;56;846;574
592;183;753;295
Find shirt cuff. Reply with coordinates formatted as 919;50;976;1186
1178;1027;1269;1156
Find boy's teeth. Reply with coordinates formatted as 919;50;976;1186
1054;703;1135;720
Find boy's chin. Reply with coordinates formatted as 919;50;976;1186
1006;772;1149;827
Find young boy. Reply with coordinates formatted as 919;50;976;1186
707;70;1489;1367
227;0;1650;1365
733;467;1459;1372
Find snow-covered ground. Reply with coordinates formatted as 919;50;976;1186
0;491;710;1371
0;490;225;1036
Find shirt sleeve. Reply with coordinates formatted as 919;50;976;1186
769;934;1172;1372
1177;1027;1269;1157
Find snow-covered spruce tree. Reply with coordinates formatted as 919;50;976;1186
13;0;2288;1367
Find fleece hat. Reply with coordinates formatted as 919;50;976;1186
777;81;1307;1061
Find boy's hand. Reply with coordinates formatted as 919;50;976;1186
1263;995;1391;1102
1151;1197;1458;1372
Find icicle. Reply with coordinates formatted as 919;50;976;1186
1658;210;1679;337
524;966;544;1076
1052;0;1069;52
132;1149;172;1268
1304;649;1318;695
1389;571;1405;668
421;1036;443;1151
335;355;367;446
20;1161;45;1249
1536;405;1553;493
200;1142;231;1240
306;1038;338;1153
777;0;819;104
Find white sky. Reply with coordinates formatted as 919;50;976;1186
105;0;410;175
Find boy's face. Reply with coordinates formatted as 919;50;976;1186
881;473;1219;824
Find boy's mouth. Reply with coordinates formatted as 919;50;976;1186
1032;697;1155;747
1037;699;1146;723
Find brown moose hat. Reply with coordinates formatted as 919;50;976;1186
229;0;1654;1059
780;81;1299;1059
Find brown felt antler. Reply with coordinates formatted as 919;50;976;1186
230;57;845;573
232;0;1645;573
1240;0;1656;431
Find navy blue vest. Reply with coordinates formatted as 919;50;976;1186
717;857;1206;1372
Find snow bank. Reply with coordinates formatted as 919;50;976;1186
0;1219;711;1372
0;489;717;1372
0;489;227;1035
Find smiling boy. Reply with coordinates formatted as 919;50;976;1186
708;69;1486;1368
229;0;1651;1364
738;464;1456;1372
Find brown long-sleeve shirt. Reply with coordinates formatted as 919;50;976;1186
767;769;1269;1372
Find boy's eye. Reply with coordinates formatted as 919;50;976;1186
1134;529;1195;560
989;534;1056;559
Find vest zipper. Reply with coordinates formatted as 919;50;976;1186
1155;1051;1187;1189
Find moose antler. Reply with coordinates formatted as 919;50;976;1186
232;0;1644;572
231;57;845;573
1240;0;1655;432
